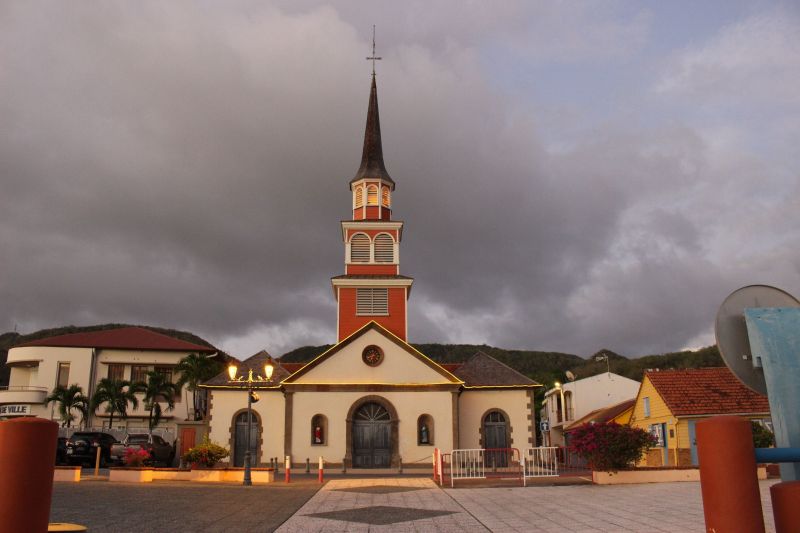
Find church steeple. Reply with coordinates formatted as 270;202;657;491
350;74;395;189
333;33;413;342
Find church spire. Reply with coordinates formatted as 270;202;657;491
350;30;394;189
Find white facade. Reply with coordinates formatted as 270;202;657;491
541;372;640;446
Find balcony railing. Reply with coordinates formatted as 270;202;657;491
0;386;48;405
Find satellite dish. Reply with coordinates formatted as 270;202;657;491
715;284;800;395
565;370;576;382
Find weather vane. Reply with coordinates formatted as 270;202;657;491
366;25;381;75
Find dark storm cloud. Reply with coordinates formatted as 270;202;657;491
1;2;798;357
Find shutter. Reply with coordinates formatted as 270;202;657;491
356;288;389;315
350;234;370;263
381;187;390;207
374;234;394;263
354;187;363;207
367;186;378;206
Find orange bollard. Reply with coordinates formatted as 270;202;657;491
697;416;765;533
770;481;800;533
318;456;324;483
284;455;290;483
0;418;59;533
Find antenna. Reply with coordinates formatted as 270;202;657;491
565;370;576;382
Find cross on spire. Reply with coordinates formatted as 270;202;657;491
366;25;381;75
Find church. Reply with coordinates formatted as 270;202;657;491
203;69;540;470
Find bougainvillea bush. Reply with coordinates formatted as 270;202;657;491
182;436;229;467
569;422;656;472
123;447;151;467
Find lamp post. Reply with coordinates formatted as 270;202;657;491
554;381;565;424
228;362;273;486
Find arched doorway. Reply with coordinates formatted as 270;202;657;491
352;402;391;468
483;410;509;467
232;411;260;467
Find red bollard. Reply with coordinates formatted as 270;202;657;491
284;455;290;483
0;418;59;533
432;449;438;483
770;481;800;533
697;416;765;533
318;456;324;483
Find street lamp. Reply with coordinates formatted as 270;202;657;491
554;381;565;423
228;362;274;486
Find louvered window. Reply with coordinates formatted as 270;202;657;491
382;187;390;207
350;234;370;263
374;234;394;263
354;187;363;208
367;186;378;206
356;288;388;315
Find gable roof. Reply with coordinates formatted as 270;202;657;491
203;350;292;389
564;399;636;432
453;351;540;388
283;321;462;384
15;327;215;353
645;367;770;416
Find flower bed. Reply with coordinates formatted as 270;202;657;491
108;466;275;484
592;465;767;485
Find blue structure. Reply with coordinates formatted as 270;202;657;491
745;307;800;482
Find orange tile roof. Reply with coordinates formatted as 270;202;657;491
564;399;636;432
16;327;215;353
645;367;770;416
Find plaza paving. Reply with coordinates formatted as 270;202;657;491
51;476;780;532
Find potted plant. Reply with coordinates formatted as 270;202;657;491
182;436;229;468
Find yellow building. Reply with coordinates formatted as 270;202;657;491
629;368;770;466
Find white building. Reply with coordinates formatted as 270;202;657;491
1;327;215;436
541;372;640;446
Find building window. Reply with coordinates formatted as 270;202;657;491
107;364;125;382
311;414;328;445
356;288;388;315
350;233;370;263
367;185;378;206
381;186;390;207
131;365;151;384
418;414;434;445
155;366;173;383
374;234;394;263
56;363;70;389
354;186;364;208
643;397;650;418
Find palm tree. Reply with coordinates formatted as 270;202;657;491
142;371;180;432
46;385;89;428
176;352;221;420
90;379;139;429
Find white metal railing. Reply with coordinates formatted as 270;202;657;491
523;447;559;483
450;448;486;487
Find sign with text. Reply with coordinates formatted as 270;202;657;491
0;404;31;416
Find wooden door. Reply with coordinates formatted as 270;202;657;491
352;403;391;468
180;428;196;457
483;411;509;467
233;412;258;467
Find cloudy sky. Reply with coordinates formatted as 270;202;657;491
2;1;799;359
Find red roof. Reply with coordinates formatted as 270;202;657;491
645;367;770;416
16;327;215;353
564;399;636;432
279;363;305;374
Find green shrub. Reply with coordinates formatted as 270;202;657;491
569;422;656;472
751;421;775;449
182;436;229;467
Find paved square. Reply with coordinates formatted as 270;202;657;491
333;485;425;494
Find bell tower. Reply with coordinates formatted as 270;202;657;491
331;56;413;342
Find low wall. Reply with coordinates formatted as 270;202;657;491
53;466;81;482
593;466;767;485
109;467;275;484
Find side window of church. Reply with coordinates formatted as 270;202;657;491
356;288;388;315
350;234;370;263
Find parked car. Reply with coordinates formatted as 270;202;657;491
65;432;118;467
110;433;175;467
55;437;68;465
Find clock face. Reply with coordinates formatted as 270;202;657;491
362;345;384;367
